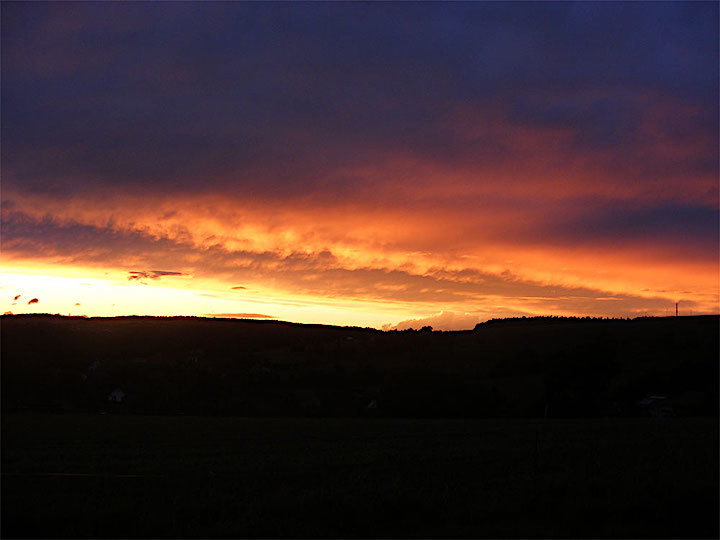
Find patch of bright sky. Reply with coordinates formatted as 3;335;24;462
0;267;413;328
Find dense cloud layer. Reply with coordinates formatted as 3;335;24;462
1;2;717;325
3;2;717;197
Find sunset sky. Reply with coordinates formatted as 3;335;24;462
2;2;718;329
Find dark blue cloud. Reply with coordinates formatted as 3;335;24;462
510;95;640;147
539;201;719;258
1;1;717;197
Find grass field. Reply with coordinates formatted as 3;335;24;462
2;413;717;538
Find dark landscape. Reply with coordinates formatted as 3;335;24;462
2;314;718;538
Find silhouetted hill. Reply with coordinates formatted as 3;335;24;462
2;314;717;417
473;314;718;328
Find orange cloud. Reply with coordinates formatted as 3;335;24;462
2;90;717;328
205;313;275;319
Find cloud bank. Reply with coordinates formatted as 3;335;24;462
1;3;717;326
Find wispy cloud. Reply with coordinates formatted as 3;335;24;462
205;313;275;319
128;270;186;281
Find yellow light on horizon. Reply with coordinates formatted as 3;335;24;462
0;267;426;329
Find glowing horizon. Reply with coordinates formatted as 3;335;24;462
1;3;718;330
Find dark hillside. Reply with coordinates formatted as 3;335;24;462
1;314;717;418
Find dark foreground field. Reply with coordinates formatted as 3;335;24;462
2;315;718;537
2;413;717;538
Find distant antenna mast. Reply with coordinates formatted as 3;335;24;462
675;302;678;317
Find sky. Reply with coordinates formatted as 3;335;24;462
1;2;718;330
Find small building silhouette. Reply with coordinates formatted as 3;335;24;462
108;389;126;403
638;394;674;417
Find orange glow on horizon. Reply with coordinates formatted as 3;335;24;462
2;106;717;330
